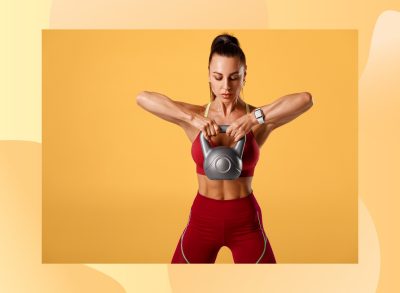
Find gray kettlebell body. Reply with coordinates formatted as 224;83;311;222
200;125;246;180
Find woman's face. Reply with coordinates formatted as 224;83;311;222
209;54;246;101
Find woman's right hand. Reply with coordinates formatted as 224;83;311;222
190;112;220;142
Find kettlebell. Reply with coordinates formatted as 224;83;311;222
200;125;246;180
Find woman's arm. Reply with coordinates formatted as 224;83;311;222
136;91;195;126
137;91;220;141
224;92;314;142
254;92;313;131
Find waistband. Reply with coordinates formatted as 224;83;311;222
191;190;257;218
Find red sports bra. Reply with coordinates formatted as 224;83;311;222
191;102;260;177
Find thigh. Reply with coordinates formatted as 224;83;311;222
227;211;276;264
171;210;223;264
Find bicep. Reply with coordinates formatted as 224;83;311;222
136;92;196;126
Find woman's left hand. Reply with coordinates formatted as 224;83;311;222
226;112;257;142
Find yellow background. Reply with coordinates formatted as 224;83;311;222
42;30;357;263
1;0;399;292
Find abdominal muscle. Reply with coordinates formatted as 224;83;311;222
197;174;253;200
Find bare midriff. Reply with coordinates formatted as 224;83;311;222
196;174;253;200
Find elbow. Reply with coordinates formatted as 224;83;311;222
135;91;144;105
136;91;150;106
302;92;313;108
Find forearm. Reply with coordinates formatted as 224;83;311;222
249;92;313;127
136;91;194;125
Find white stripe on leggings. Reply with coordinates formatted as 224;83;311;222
256;210;267;264
180;210;192;264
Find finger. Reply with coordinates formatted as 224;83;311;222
213;123;219;136
209;124;217;136
206;126;212;137
234;132;243;142
207;133;213;143
207;127;214;141
209;120;218;136
203;127;208;138
225;126;230;136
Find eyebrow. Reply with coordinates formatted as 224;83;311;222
212;71;239;75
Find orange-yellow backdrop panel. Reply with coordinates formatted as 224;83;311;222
42;30;357;263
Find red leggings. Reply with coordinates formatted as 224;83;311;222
171;190;276;264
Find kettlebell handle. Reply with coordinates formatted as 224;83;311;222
200;124;246;160
218;125;229;133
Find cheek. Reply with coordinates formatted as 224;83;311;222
233;82;242;89
211;82;220;89
210;83;218;92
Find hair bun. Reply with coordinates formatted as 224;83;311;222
212;33;240;50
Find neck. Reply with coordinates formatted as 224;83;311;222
213;97;244;118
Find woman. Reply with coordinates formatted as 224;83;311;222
136;33;313;264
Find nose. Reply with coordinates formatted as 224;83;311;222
223;79;231;90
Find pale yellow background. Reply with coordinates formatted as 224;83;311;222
42;30;357;263
3;0;399;292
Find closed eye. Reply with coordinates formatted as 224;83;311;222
214;76;239;81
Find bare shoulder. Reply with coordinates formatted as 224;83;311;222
246;103;275;148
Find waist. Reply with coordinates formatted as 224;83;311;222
191;189;257;219
196;173;253;200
